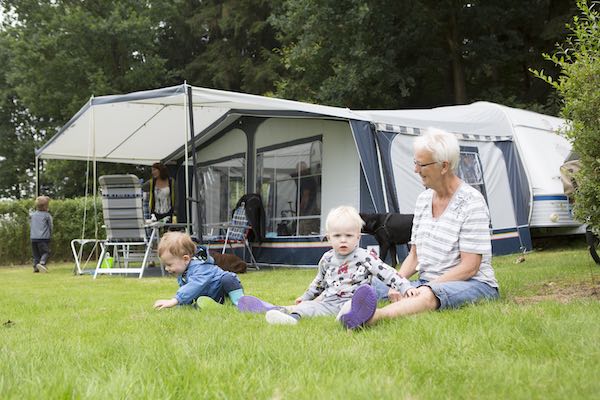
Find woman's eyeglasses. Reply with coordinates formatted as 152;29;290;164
413;160;439;168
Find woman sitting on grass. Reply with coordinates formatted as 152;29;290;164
237;206;418;325
153;232;245;310
339;128;500;330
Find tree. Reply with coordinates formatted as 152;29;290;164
0;0;283;198
271;0;575;110
271;0;425;108
2;0;168;123
171;0;282;94
0;31;38;199
532;0;600;229
0;0;170;197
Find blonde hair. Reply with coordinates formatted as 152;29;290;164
325;206;364;233
35;196;50;211
158;231;196;258
413;128;460;172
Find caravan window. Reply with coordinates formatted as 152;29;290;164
198;156;246;235
458;151;486;197
256;140;322;237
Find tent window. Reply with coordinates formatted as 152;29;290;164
457;151;487;198
256;140;322;237
199;156;246;235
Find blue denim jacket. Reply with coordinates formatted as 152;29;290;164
175;254;230;305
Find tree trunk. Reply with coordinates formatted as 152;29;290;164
446;10;467;104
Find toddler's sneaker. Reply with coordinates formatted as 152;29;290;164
265;309;298;325
237;295;276;313
36;263;48;273
340;285;377;330
197;296;221;310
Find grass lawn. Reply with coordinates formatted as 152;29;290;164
1;243;599;399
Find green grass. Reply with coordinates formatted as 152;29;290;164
1;245;599;399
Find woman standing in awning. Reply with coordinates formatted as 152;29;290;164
147;162;176;222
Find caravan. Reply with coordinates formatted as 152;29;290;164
37;85;579;266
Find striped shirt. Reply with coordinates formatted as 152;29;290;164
411;183;498;288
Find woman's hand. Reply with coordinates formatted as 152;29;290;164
295;297;303;304
404;288;419;297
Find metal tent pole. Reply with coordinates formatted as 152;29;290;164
182;84;191;233
186;84;203;242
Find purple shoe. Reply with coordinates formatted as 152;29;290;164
341;285;377;330
237;295;276;314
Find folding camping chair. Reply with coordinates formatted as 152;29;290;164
219;202;259;270
94;174;163;279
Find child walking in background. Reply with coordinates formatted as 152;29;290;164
153;231;246;309
237;206;418;325
30;196;53;273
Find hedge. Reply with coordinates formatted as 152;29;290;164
0;197;104;265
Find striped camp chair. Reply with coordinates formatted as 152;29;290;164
220;202;259;270
94;174;161;278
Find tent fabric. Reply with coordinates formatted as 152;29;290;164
374;122;512;142
360;101;565;138
349;120;387;213
495;141;530;227
37;84;577;262
36;84;365;165
374;130;401;212
37;84;567;172
375;120;535;254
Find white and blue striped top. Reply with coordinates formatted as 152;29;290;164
411;183;498;288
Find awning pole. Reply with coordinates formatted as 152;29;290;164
91;96;98;241
186;84;203;242
183;83;191;233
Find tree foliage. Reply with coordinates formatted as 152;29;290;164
176;0;282;94
272;0;575;109
532;0;600;229
0;0;580;199
0;0;281;198
0;0;170;198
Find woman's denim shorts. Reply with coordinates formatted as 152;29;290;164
373;278;499;310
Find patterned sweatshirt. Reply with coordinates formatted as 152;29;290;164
300;247;412;301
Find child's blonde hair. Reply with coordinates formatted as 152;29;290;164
35;196;50;211
158;231;196;258
325;206;364;233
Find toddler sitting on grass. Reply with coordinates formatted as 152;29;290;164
237;206;417;325
153;231;245;310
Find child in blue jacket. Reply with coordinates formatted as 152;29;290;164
153;231;245;309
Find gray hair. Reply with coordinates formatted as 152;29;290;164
413;128;460;172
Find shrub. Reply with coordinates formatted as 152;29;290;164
531;0;600;230
0;197;103;264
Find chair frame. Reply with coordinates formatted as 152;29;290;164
218;202;259;270
93;174;163;279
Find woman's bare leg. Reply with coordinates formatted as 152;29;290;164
367;286;439;325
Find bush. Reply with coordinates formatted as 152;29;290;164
532;0;600;230
0;197;104;265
